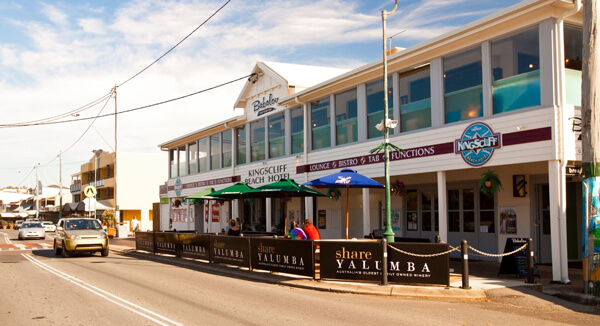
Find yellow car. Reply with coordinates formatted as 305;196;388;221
54;218;109;257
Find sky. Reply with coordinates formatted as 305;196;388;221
0;0;523;189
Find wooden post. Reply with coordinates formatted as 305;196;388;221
582;0;600;295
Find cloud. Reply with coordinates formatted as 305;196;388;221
78;18;107;35
0;0;522;188
41;3;69;27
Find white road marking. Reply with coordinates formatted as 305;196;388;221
0;231;12;244
22;254;183;326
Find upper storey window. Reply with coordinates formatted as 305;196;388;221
491;27;540;114
268;113;285;158
222;130;232;168
310;97;331;150
236;126;246;165
399;67;431;132
444;47;483;123
250;119;265;162
335;89;358;145
564;25;583;106
291;107;303;154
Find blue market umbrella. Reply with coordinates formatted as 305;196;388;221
302;168;384;239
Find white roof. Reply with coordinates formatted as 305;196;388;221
260;61;349;88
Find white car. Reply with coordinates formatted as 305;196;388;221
41;221;56;232
18;222;46;240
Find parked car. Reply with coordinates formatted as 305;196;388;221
18;222;46;240
14;220;24;230
54;218;109;257
41;221;56;232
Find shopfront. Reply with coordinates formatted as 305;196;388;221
159;0;584;283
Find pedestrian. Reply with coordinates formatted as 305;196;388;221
131;216;139;234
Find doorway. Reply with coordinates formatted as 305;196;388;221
535;184;552;264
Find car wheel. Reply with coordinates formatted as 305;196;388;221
61;242;70;258
54;240;62;256
101;248;109;257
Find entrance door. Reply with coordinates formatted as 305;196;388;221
420;190;438;241
404;189;438;242
477;192;497;257
536;184;552;264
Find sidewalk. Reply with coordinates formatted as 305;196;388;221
109;238;600;305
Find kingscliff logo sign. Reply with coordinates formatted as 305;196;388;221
455;122;501;166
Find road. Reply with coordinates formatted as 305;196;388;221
1;229;599;325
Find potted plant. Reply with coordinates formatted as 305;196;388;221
8;222;14;229
0;220;7;229
479;170;502;196
390;179;407;197
101;209;117;238
327;188;342;201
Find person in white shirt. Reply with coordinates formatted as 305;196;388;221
131;216;139;234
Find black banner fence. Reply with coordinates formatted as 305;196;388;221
209;235;251;268
387;243;450;286
135;233;452;285
179;234;210;260
154;232;179;256
135;231;154;253
250;238;315;277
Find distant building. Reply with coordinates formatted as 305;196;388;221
69;150;166;232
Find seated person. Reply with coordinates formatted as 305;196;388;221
303;219;320;240
287;221;307;240
227;219;241;236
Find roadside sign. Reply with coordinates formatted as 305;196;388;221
84;185;97;198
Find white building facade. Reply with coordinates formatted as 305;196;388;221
159;0;585;283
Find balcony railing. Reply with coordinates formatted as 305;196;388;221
70;183;81;193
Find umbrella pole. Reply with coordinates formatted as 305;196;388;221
346;186;349;240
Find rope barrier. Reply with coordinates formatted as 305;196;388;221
386;242;528;258
387;244;461;258
468;243;528;258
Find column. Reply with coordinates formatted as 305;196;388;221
437;171;448;242
362;188;370;237
266;198;272;233
548;160;565;282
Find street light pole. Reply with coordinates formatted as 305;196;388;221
382;1;398;243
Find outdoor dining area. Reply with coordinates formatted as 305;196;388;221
141;169;452;286
186;168;386;239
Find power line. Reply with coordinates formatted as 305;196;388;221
2;0;230;129
16;167;35;187
0;74;253;128
61;95;113;155
5;92;112;127
117;0;231;88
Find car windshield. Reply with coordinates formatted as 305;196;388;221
42;222;53;225
23;223;42;228
65;220;102;230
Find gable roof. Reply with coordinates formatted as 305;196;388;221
233;61;349;109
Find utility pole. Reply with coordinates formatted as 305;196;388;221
35;163;39;219
113;85;119;222
582;0;600;296
59;151;63;220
